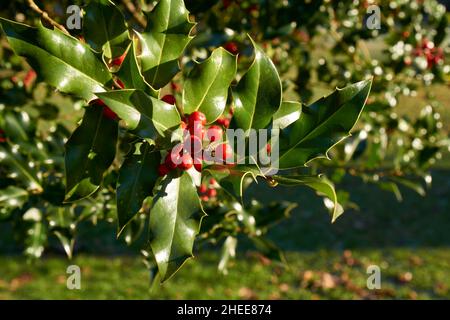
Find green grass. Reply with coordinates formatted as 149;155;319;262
1;248;449;299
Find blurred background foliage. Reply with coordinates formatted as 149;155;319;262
0;0;449;299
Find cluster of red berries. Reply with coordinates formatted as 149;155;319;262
198;178;218;202
0;129;7;143
158;110;234;177
414;39;444;69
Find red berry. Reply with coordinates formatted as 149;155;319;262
222;0;232;9
201;195;209;202
0;137;6;143
171;82;181;92
103;106;118;120
209;178;217;185
178;153;193;170
188;111;207;126
158;164;170;176
90;98;106;107
266;143;272;154
165;153;179;169
216;117;230;128
224;42;239;55
24;69;37;88
116;78;125;89
185;135;203;157
194;161;202;172
214;143;234;162
207;188;217;198
189;122;205;139
206;125;223;142
162;94;176;105
199;184;208;193
111;52;126;67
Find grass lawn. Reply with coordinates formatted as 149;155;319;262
0;248;449;299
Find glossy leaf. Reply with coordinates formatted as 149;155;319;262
83;0;129;58
149;171;205;282
183;48;237;122
273;175;344;222
0;186;28;218
278;79;372;169
206;165;262;201
96;89;180;139
0;145;43;193
272;101;302;130
65;104;118;202
117;142;160;234
0;19;112;100
137;0;195;89
115;42;159;97
231;37;282;134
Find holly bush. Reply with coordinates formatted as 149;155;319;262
192;0;449;203
0;0;447;282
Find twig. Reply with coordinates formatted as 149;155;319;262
27;0;69;35
120;0;147;28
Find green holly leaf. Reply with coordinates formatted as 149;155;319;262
149;171;205;282
0;146;43;193
115;42;159;97
137;0;195;89
206;165;262;201
278;79;372;169
65;104;118;202
183;47;237;122
272;175;344;222
0;19;112;101
83;0;129;59
117;142;160;234
272;101;302;130
231;37;282;134
96;89;180;139
0;186;29;219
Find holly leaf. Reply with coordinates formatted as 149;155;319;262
206;165;263;201
0;19;112;100
231;37;282;134
0;186;29;219
278;79;372;169
183;47;237;122
0;146;43;193
117;142;160;234
115;42;159;97
272;175;344;222
137;0;195;89
83;0;129;59
272;101;302;130
149;171;205;282
96;89;180;139
64;104;118;202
